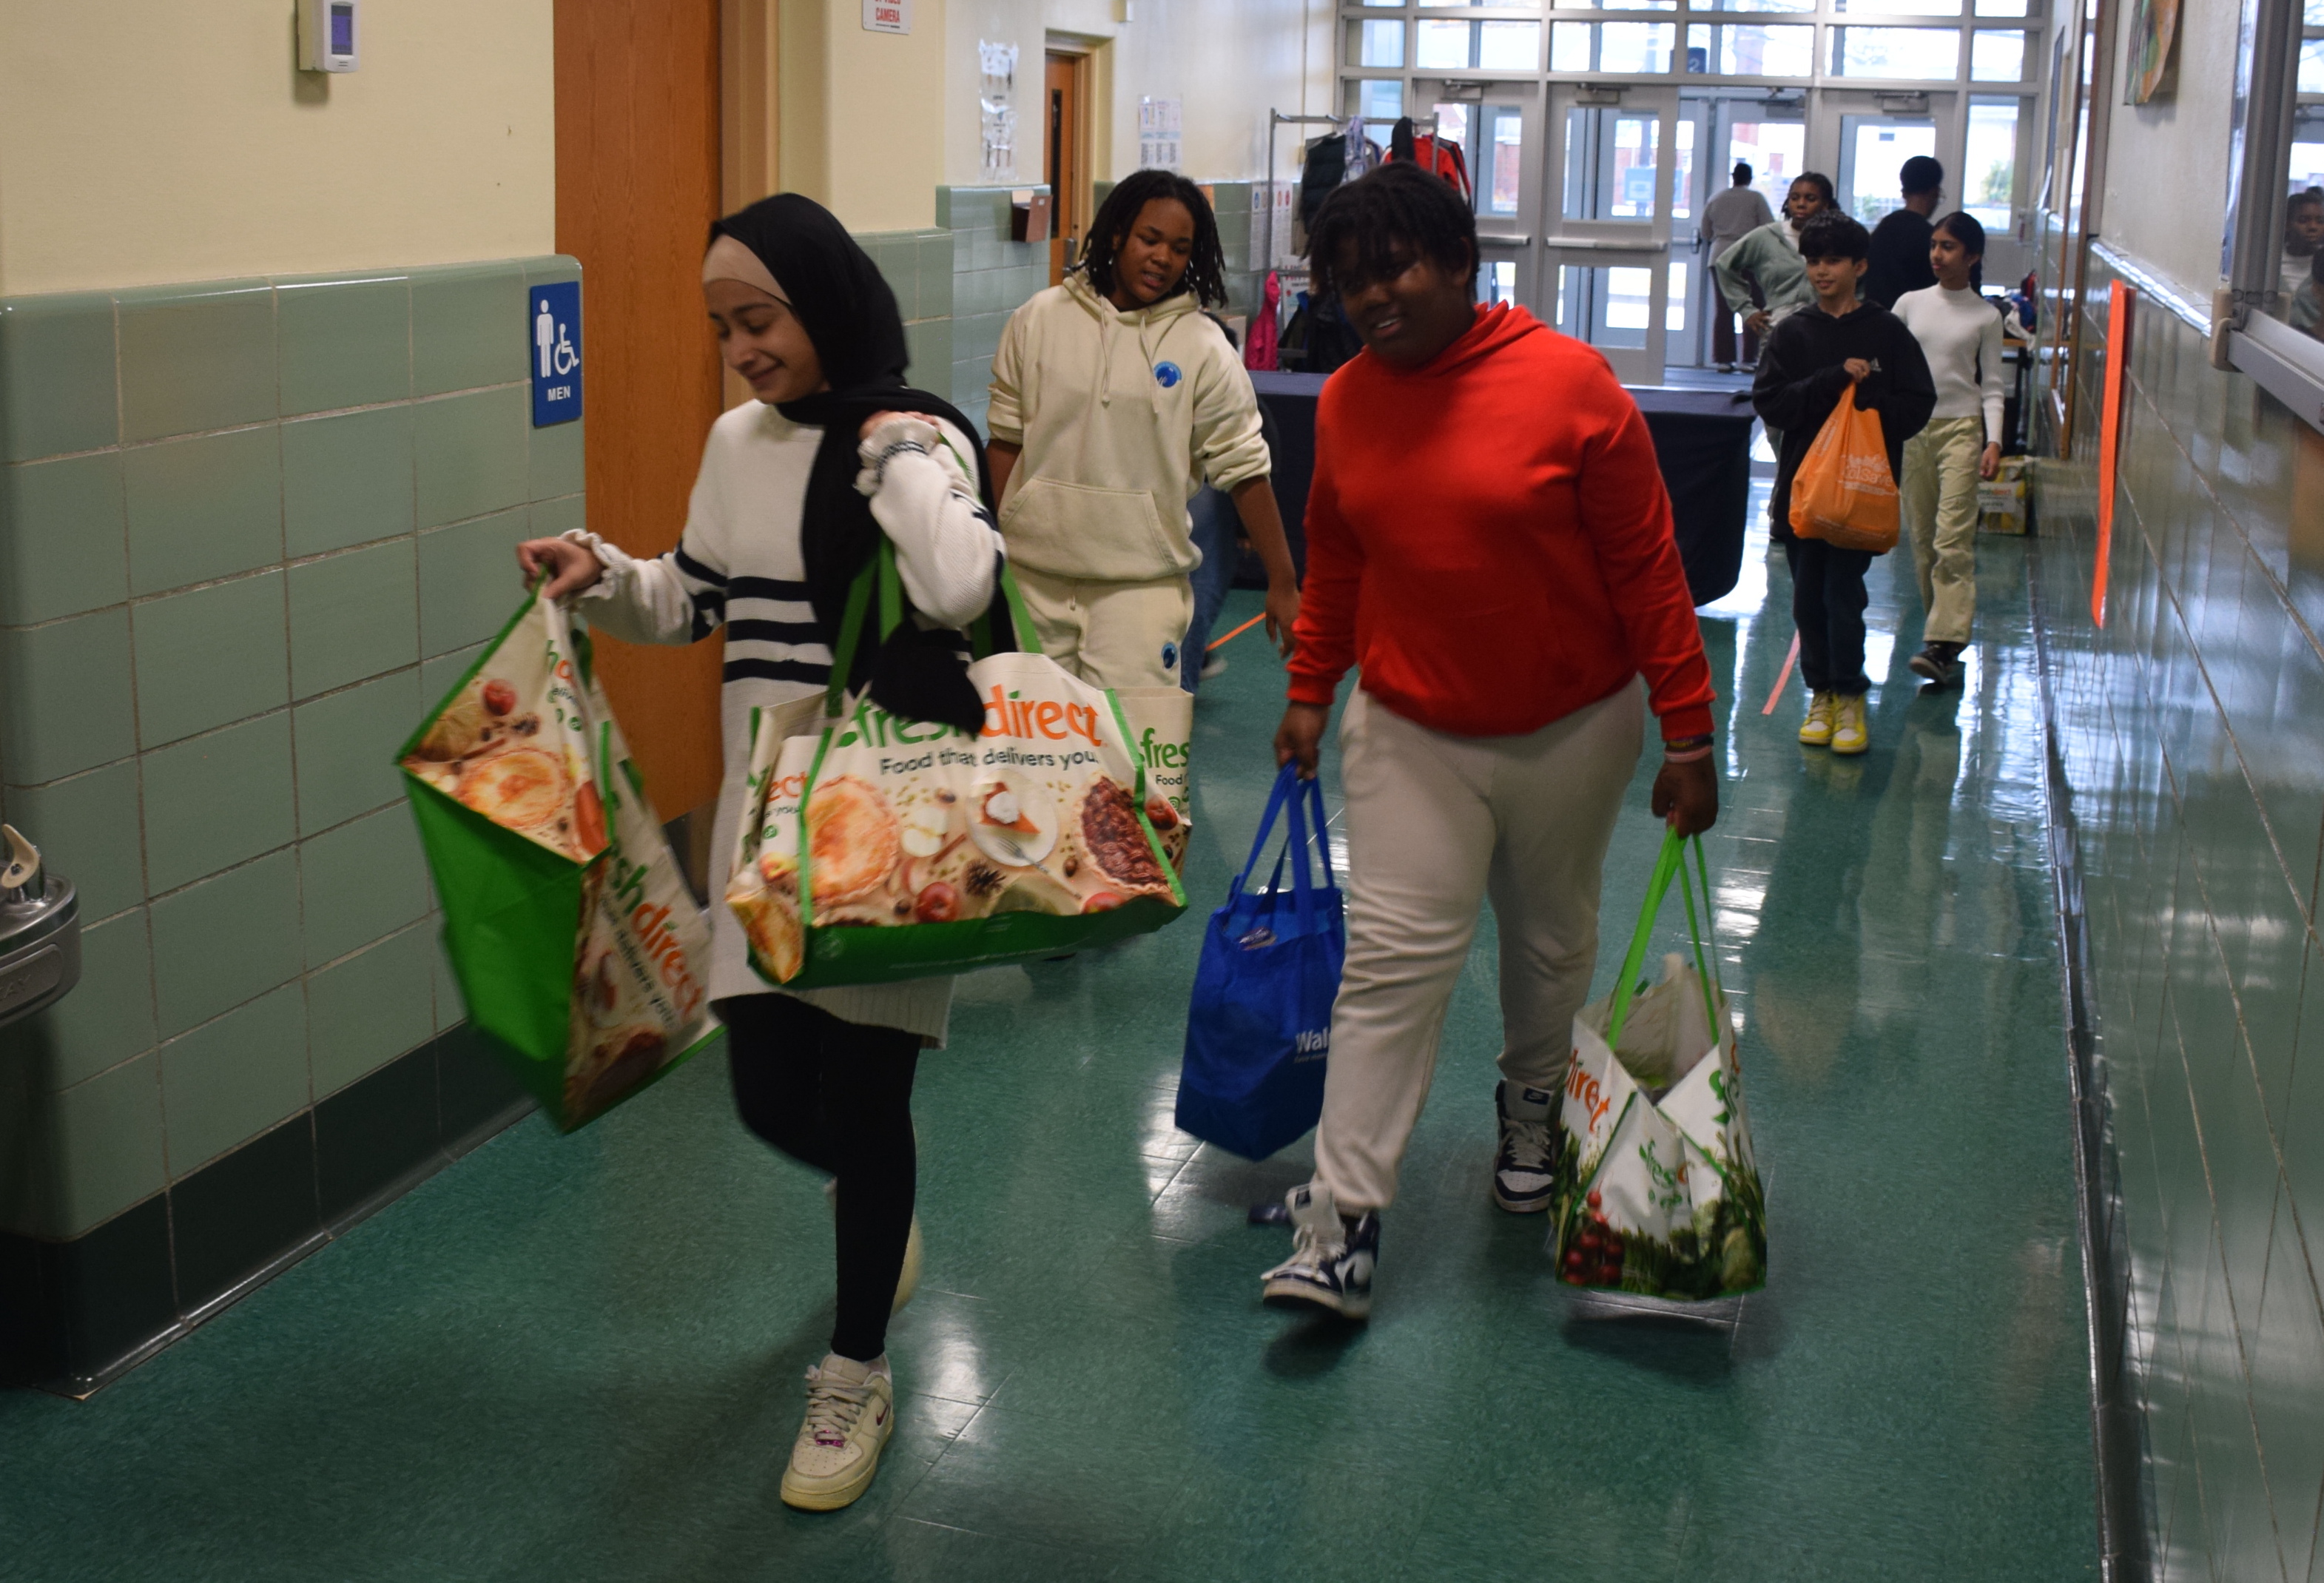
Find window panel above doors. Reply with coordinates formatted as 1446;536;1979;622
1685;23;1816;75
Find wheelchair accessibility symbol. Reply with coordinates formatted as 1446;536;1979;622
530;280;584;428
536;300;578;378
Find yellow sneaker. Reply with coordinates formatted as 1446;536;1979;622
779;1353;895;1511
1830;693;1870;755
1798;691;1837;747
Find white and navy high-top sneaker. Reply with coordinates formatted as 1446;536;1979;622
1492;1080;1562;1214
1260;1183;1379;1319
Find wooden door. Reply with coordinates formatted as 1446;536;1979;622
1046;52;1087;285
554;0;726;818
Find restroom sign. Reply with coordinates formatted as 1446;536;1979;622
530;280;582;427
863;0;910;33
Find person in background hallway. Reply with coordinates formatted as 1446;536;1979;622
2285;188;2324;312
515;193;1006;1516
1753;210;1936;758
987;170;1300;690
1893;212;2005;689
1180;315;1287;690
1259;163;1720;1320
2296;252;2324;340
1700;162;1775;372
1715;171;1834;349
1865;156;1944;309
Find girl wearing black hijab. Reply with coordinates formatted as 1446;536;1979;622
517;194;1003;1513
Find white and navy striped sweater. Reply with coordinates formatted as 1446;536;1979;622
572;403;1001;1032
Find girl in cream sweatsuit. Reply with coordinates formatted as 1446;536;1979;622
988;171;1299;688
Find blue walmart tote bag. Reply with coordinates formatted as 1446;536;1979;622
1175;764;1345;1159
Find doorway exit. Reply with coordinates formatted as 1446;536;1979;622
1045;51;1089;285
1674;95;1805;369
1838;115;1939;223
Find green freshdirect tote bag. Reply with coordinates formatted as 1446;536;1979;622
724;545;1187;989
399;589;717;1132
1549;831;1768;1300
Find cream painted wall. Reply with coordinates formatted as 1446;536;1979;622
943;0;1329;193
0;0;553;297
2096;0;2237;295
783;0;950;232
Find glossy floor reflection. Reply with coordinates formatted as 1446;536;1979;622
0;521;2099;1582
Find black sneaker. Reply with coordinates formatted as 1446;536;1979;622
1492;1080;1562;1213
1260;1184;1379;1319
1909;642;1963;688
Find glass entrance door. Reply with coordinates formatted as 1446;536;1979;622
1543;85;1679;383
1418;85;1540;309
1833;107;1950;223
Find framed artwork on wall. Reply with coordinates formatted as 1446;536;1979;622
2124;0;2180;103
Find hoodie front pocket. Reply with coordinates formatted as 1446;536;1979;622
998;476;1185;581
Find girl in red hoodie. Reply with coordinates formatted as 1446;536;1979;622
1259;164;1720;1317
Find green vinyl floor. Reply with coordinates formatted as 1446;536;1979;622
0;511;2101;1582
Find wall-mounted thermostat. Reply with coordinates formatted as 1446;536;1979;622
298;0;360;72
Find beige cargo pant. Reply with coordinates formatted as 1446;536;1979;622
1313;682;1643;1212
1902;416;1987;646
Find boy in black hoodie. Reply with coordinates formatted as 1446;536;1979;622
1753;210;1936;756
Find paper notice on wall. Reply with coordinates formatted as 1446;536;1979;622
1138;96;1182;172
979;41;1019;179
1252;183;1298;273
863;0;909;33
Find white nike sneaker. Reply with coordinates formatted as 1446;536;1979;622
779;1352;896;1511
1492;1080;1563;1213
1260;1183;1379;1319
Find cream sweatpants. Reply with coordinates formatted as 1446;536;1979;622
1011;566;1193;690
1901;416;1985;646
1313;682;1644;1212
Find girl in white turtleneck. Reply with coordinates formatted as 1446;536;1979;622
1893;211;2006;690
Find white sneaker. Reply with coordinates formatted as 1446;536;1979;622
825;1180;922;1316
1260;1183;1379;1319
779;1353;895;1511
1492;1080;1561;1213
1200;655;1228;680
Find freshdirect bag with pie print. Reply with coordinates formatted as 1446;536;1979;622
400;589;716;1131
727;551;1186;989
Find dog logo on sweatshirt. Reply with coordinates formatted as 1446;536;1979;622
1153;361;1183;389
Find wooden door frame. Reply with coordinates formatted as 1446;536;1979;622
721;0;778;211
1045;33;1109;266
2042;0;2120;457
1045;49;1088;283
720;0;780;411
554;0;727;821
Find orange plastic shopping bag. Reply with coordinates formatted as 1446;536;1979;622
1788;383;1899;553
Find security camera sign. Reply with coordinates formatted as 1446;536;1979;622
863;0;909;32
531;280;582;428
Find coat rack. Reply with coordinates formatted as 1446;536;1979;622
1262;108;1442;287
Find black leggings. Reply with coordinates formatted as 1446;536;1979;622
717;994;920;1364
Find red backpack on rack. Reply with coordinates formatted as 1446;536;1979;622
1385;117;1473;204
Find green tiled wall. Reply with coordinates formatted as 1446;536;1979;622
0;257;583;1242
853;227;956;407
2031;241;2324;1580
935;186;1054;436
